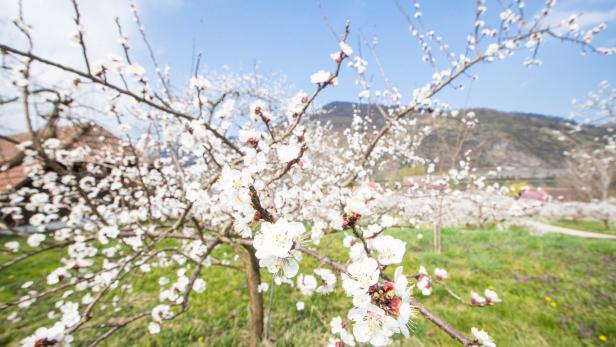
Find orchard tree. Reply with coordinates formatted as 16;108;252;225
562;81;616;201
0;1;613;346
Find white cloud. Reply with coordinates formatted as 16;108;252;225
547;8;616;28
576;8;616;27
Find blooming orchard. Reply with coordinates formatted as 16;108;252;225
0;1;614;346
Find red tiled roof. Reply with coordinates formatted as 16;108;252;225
0;123;123;193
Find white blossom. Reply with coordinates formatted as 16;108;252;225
297;274;318;295
148;322;161;334
342;257;379;297
371;235;406;265
310;70;331;84
348;303;399;346
471;327;496;347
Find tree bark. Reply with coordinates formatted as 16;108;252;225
242;244;264;347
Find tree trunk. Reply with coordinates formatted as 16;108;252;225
242;244;264;347
434;197;442;255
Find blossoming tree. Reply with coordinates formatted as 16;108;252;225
0;1;613;346
561;81;616;201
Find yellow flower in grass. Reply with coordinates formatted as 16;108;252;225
550;302;557;308
197;336;204;343
7;274;14;280
488;285;494;290
599;335;607;342
544;296;552;302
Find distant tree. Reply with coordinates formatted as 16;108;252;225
563;81;616;201
563;144;616;201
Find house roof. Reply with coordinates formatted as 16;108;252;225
0;123;123;193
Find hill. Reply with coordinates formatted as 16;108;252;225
311;102;609;181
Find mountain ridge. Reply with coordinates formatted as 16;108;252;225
310;101;609;181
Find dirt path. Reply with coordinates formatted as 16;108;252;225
523;220;616;240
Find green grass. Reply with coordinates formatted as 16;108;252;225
553;219;616;236
1;226;615;346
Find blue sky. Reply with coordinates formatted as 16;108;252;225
131;0;616;117
1;0;616;120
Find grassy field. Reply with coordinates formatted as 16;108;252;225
552;219;616;236
1;226;615;347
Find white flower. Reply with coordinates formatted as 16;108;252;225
393;267;411;300
243;147;267;173
189;75;211;90
98;226;120;245
342;257;379;297
20;322;73;347
7;311;20;323
218;166;252;194
310;70;331;84
82;293;94;305
59;301;80;328
296;301;305;311
484;289;501;304
21;281;33;289
471;291;486;305
217;166;254;222
250;100;267;119
276;143;301;163
340;41;353;55
286;91;308;120
254;219;305;278
215;99;235;119
257;282;269;293
486;43;500;56
348;56;368;74
310;220;326;245
238;129;261;143
329;329;357;347
193;278;206;293
348;303;399;346
434;268;448;281
47;267;70;285
349;243;367;262
365;224;382;238
371;235;406;265
471;327;496;347
352;292;371;308
418;266;428;276
397;301;414;337
158;277;170;286
340;329;356;346
151;304;173;322
331;316;343;334
255;219;302;259
148;322;161;334
417;272;432;296
297;274;318;295
5;241;19;253
314;268;337;294
345;196;369;216
380;215;396;228
18;295;35;309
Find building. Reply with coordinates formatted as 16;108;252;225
0;123;124;227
